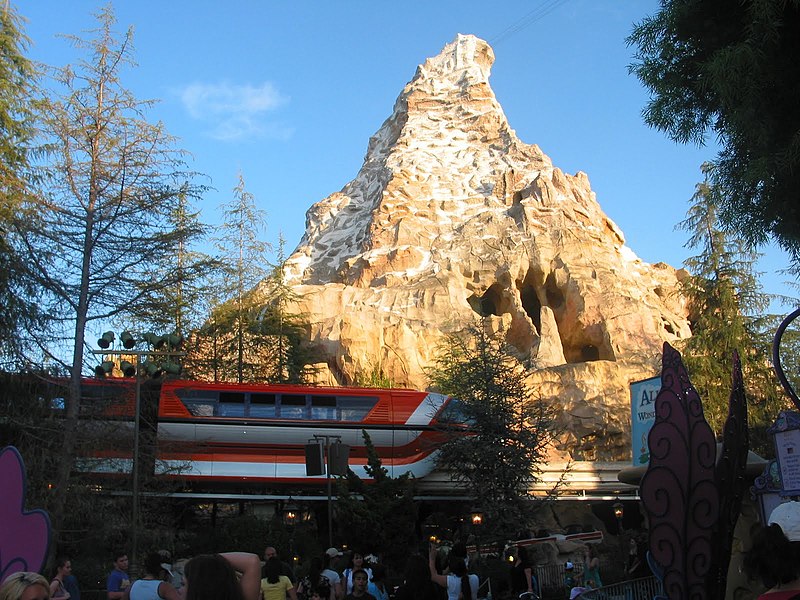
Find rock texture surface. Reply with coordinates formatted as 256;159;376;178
272;34;691;460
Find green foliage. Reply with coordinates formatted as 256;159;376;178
628;0;800;264
0;374;187;572
352;363;395;388
200;172;271;382
128;184;219;339
258;235;318;384
427;319;560;541
189;231;317;383
334;431;419;564
0;3;41;365
676;166;788;445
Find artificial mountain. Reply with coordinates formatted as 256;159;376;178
266;34;691;460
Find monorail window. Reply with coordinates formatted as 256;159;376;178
280;394;306;419
79;383;131;415
185;401;214;417
173;387;380;422
219;392;246;417
250;393;277;417
310;395;337;420
338;396;378;422
436;398;468;424
82;383;128;402
176;388;218;416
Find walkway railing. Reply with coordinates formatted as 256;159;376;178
573;576;662;600
535;562;584;597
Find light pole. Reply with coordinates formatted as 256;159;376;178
93;331;184;568
285;509;298;569
305;435;349;548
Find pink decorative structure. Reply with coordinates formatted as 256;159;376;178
0;446;51;583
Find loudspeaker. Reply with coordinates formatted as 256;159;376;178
328;443;350;476
304;443;325;476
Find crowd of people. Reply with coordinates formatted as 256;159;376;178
0;542;483;600
0;538;617;600
16;509;800;600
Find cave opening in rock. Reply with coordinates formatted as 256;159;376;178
466;283;506;317
581;344;600;361
519;272;542;332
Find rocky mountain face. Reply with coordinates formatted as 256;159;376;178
272;34;691;460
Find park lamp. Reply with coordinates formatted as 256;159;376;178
143;332;166;349
95;361;115;378
613;498;624;524
119;360;136;377
120;331;136;349
141;360;162;379
471;512;483;526
98;331;115;349
165;333;183;349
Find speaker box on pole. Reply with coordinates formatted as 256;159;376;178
304;442;325;476
328;443;350;476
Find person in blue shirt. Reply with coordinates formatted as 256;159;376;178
106;552;130;600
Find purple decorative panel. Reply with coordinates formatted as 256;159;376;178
709;350;748;600
0;446;51;584
640;343;719;600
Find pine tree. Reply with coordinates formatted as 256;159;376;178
259;234;317;383
193;172;271;382
334;431;418;565
428;319;560;540
677;164;787;444
0;2;41;365
128;184;219;339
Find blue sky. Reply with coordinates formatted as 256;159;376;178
18;0;797;313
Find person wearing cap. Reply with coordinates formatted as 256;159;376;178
321;549;343;600
744;501;800;599
157;551;183;596
125;552;180;600
563;562;577;594
296;557;334;600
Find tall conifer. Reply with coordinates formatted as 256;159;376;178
678;165;786;444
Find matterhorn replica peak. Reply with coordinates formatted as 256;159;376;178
275;34;691;460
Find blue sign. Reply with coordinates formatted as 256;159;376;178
630;376;660;465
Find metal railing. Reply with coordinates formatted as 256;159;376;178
570;577;662;600
535;562;584;597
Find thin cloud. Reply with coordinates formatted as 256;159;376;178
178;81;291;141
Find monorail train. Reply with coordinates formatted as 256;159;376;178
76;378;461;487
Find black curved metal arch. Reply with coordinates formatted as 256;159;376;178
772;307;800;410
